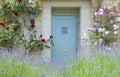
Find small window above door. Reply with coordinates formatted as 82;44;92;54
52;7;79;15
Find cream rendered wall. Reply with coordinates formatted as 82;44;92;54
42;0;91;62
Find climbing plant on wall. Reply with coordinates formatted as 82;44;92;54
0;0;53;52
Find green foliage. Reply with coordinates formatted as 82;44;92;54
61;54;120;77
0;58;38;77
0;0;52;51
26;31;52;51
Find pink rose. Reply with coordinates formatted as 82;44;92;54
98;28;105;32
105;31;109;36
107;6;113;10
99;38;103;44
116;18;120;22
114;31;118;35
113;24;119;30
94;22;100;27
109;20;114;24
86;27;96;32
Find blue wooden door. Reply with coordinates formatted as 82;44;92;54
52;15;78;62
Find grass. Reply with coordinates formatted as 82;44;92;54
0;57;38;77
60;53;120;77
0;48;120;77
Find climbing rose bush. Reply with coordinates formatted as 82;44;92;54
87;5;120;46
0;17;23;48
0;0;53;51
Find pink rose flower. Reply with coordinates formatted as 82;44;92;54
94;22;100;27
113;24;119;30
102;6;107;10
86;27;96;32
98;28;105;32
116;18;120;22
107;6;113;10
114;31;118;35
95;12;98;16
109;20;114;24
82;33;88;40
97;11;104;16
99;8;104;12
99;38;103;44
105;31;109;36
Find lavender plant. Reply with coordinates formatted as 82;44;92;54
60;45;120;77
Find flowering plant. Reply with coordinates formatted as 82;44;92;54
0;0;53;52
87;5;120;46
0;17;23;48
26;32;53;51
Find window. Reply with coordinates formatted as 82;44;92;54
62;27;68;34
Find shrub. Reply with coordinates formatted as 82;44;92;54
0;0;53;51
87;5;120;46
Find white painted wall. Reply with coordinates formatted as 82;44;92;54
42;0;91;62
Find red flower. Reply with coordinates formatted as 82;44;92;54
31;23;35;28
14;28;17;32
4;39;7;42
41;39;46;42
14;12;18;16
0;22;4;27
40;35;42;38
18;0;22;2
50;35;53;39
8;19;12;23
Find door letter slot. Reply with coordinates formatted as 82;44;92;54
61;48;68;51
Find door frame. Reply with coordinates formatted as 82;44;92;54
42;1;91;62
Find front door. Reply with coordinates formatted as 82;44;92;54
52;14;78;62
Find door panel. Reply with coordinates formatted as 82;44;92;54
52;15;78;62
